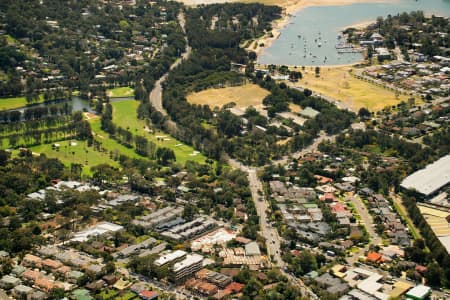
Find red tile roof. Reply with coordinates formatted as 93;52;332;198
367;252;382;263
331;203;348;213
139;290;158;299
224;282;244;294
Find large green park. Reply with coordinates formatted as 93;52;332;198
109;99;206;164
0;95;208;175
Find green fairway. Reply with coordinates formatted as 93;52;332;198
29;139;119;175
89;118;149;161
0;94;44;111
111;99;208;164
107;86;134;98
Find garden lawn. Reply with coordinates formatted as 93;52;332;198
107;86;134;98
111;99;208;164
115;292;137;300
0;94;44;111
98;289;119;300
29;139;119;175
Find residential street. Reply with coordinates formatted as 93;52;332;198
346;194;382;265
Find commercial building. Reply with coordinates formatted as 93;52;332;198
132;206;184;229
400;154;450;197
160;217;216;241
195;269;232;288
113;237;156;258
171;254;204;282
154;250;187;268
244;242;261;256
70;222;124;243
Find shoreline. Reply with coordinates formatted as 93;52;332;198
341;19;376;30
255;61;365;70
249;0;389;61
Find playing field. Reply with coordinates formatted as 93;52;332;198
186;84;270;110
111;99;207;164
107;86;134;98
295;66;411;112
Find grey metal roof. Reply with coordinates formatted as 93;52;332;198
400;154;450;196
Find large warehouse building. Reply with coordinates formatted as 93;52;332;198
400;154;450;198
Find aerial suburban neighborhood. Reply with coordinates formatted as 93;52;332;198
0;0;449;300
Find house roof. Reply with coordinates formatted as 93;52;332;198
139;290;158;299
22;270;42;281
299;107;320;118
367;252;382;262
406;285;431;298
224;282;244;293
42;259;62;269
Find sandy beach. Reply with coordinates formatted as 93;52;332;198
341;19;377;30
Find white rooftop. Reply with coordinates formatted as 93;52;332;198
357;277;383;295
172;253;203;273
438;236;450;255
245;241;261;256
406;285;431;298
154;250;186;267
70;222;123;242
400;154;450;196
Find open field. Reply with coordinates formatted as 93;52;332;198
293;66;411;112
107;86;134;98
29;139;120;175
0;94;44;111
186;84;270;110
111;100;207;164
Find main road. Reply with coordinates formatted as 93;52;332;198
149;13;190;133
149;11;320;299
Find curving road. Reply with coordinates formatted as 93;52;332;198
149;13;191;133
